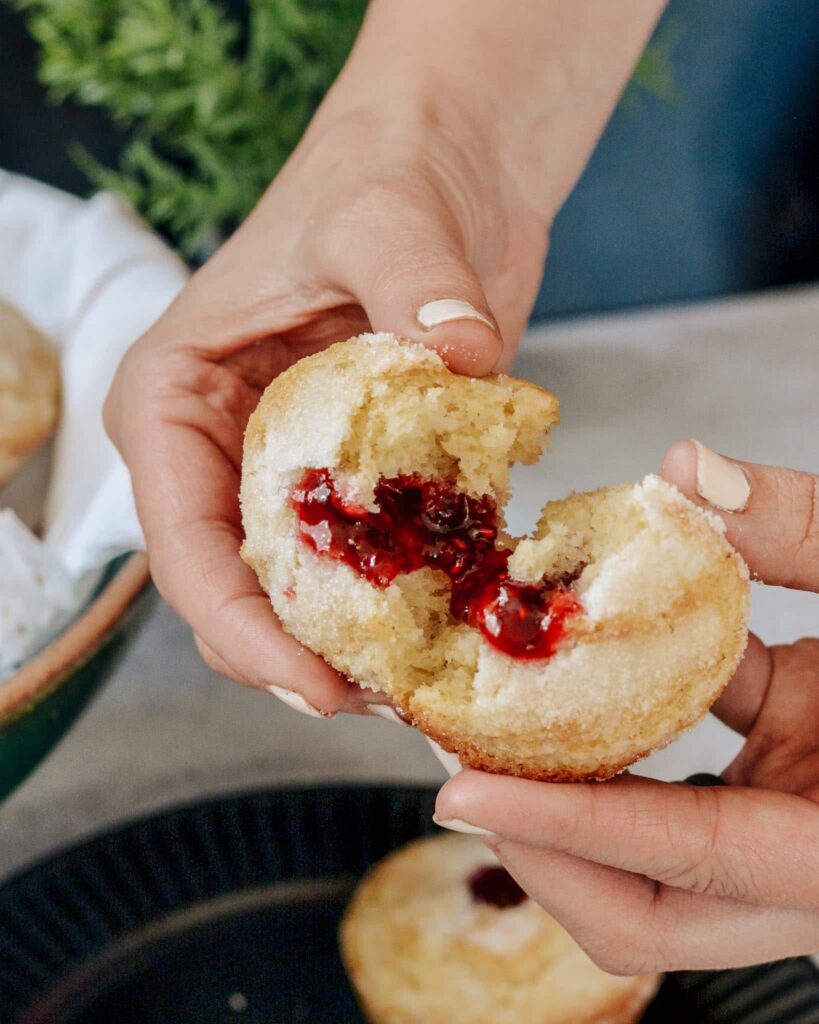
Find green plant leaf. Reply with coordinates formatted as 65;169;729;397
9;0;673;258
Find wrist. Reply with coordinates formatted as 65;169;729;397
314;77;554;242
324;0;666;224
301;79;553;261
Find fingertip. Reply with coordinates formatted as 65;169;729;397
409;298;503;375
661;445;816;590
418;319;503;376
435;768;493;817
660;439;699;499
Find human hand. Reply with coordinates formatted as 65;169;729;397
105;0;665;716
104;76;548;716
435;440;819;971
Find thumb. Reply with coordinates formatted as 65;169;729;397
661;439;819;592
320;203;503;376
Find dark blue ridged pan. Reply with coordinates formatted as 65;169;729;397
0;786;817;1023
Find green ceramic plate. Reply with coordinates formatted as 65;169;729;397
0;552;151;801
2;786;818;1023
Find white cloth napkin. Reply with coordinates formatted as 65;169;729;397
0;171;189;676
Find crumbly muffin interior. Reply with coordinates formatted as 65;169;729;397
242;334;561;703
241;334;749;779
341;374;548;506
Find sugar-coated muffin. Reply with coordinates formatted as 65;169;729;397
340;834;660;1024
241;333;749;780
0;300;60;487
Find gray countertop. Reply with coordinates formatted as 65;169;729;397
2;286;817;881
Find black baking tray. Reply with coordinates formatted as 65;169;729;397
0;786;817;1023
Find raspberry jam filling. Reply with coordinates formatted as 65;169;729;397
468;865;527;909
292;469;582;660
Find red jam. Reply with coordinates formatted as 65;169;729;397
469;575;583;660
468;865;527;909
292;469;582;660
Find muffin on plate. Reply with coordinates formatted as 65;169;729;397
340;833;660;1024
0;299;60;487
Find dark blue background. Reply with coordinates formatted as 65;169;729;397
534;0;819;317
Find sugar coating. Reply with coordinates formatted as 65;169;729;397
241;334;750;781
340;834;660;1024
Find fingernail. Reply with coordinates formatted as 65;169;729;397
267;684;329;719
426;737;463;776
417;299;495;332
367;703;411;727
692;440;750;512
432;813;494;836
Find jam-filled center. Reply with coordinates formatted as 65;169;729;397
468;865;527;909
291;469;582;660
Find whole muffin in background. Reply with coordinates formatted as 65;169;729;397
0;300;60;487
340;833;660;1024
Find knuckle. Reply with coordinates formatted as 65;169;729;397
319;179;410;267
575;903;664;977
786;636;819;668
651;787;723;895
652;862;707;892
194;634;219;670
150;574;191;628
194;633;250;686
175;258;294;346
612;794;663;847
763;638;819;708
342;174;429;223
687;791;770;902
652;788;774;902
180;359;256;427
320;173;465;278
369;237;470;301
788;472;819;567
193;635;235;680
583;936;656;977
